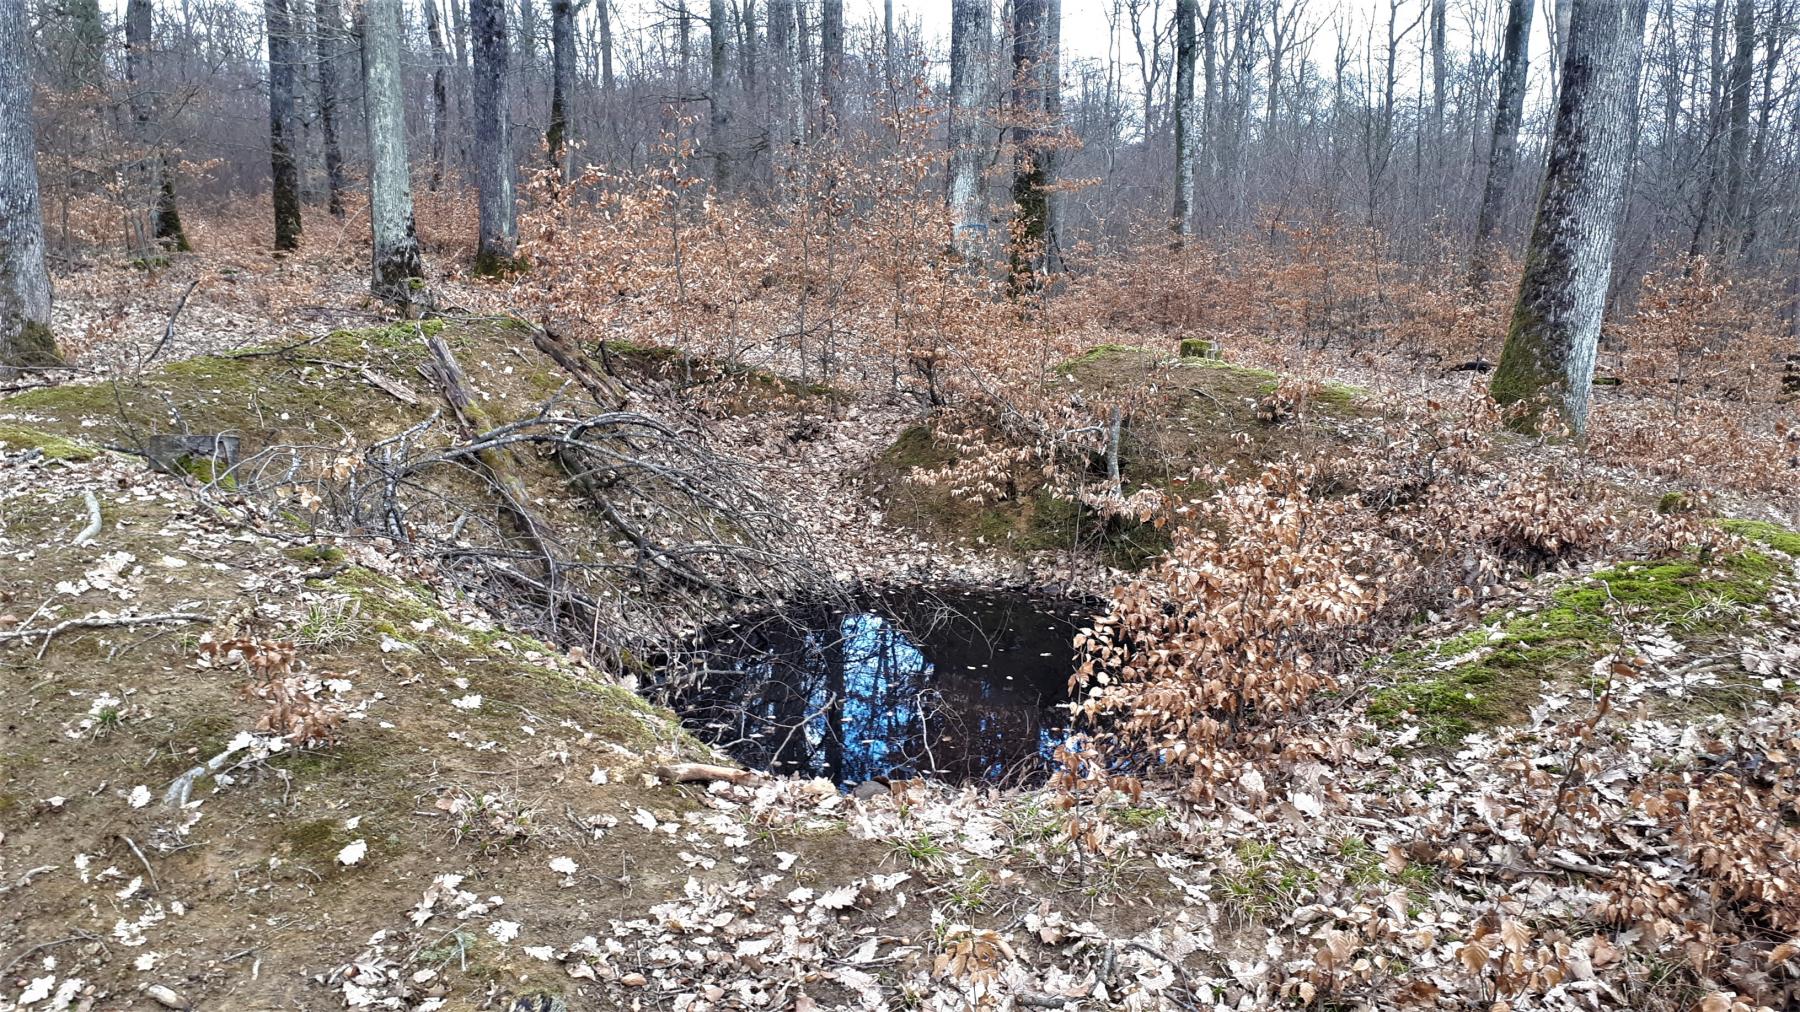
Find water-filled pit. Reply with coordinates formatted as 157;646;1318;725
662;588;1089;787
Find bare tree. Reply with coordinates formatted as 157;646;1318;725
471;0;518;273
820;0;843;125
316;0;346;216
126;0;190;252
709;0;731;187
1491;0;1651;435
1470;0;1534;288
1720;0;1752;252
1172;0;1196;240
0;0;57;370
1011;0;1061;286
596;0;616;93
265;0;303;250
768;0;802;147
548;0;577;177
948;0;990;255
423;0;451;190
361;0;424;301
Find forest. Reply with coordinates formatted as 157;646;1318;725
2;0;1800;1009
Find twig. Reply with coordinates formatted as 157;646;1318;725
0;611;210;660
119;835;159;893
0;933;95;976
141;278;200;369
72;490;102;546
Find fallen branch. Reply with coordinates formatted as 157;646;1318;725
653;762;760;786
72;490;102;546
141;278;201;369
0;612;210;660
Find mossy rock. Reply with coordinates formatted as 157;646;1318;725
0;422;100;461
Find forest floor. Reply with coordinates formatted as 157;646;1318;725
3;255;1799;1012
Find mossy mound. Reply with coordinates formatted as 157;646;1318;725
0;422;101;460
1371;548;1786;744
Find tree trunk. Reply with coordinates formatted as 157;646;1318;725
548;0;574;176
471;0;518;272
596;0;615;92
1429;0;1446;151
126;0;191;252
768;0;802;147
948;0;989;254
315;0;347;216
709;0;731;189
1009;0;1059;287
1469;0;1533;288
820;0;843;126
1172;0;1196;241
1490;0;1649;436
266;0;303;251
0;2;58;370
424;0;450;190
361;0;424;301
68;0;105;88
1719;0;1752;253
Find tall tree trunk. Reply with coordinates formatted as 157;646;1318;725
882;0;893;94
68;0;105;88
1469;0;1533;288
1490;0;1649;436
948;0;989;254
709;0;731;188
266;0;303;250
1010;0;1060;286
1429;0;1446;149
1172;0;1196;240
0;3;58;370
126;0;191;252
1719;0;1752;253
547;0;574;176
361;0;424;301
471;0;518;272
424;0;450;190
768;0;801;147
596;0;615;92
820;0;842;126
316;0;346;216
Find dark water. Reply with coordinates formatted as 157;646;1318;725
663;589;1087;787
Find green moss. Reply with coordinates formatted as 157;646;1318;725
1178;337;1218;359
1056;343;1158;375
2;320;63;370
284;545;347;565
0;423;100;461
1552;554;1774;627
1721;519;1800;557
1181;357;1279;382
1657;491;1694;515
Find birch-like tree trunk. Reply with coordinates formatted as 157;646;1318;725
1469;0;1533;288
948;0;989;255
361;0;424;301
0;2;57;370
1491;0;1650;436
316;0;346;216
1172;0;1197;241
709;0;731;189
265;0;303;250
471;0;518;272
547;0;575;176
423;0;450;191
126;0;191;252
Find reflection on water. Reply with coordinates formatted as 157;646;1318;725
665;589;1086;786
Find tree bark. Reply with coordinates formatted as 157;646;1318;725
1491;0;1649;436
1172;0;1196;241
1719;0;1752;253
820;0;843;126
596;0;615;92
126;0;191;252
548;0;575;176
768;0;802;147
948;0;989;254
423;0;450;191
1469;0;1533;288
1009;0;1059;287
315;0;346;216
709;0;731;189
471;0;518;272
0;1;57;370
361;0;424;301
266;0;303;250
